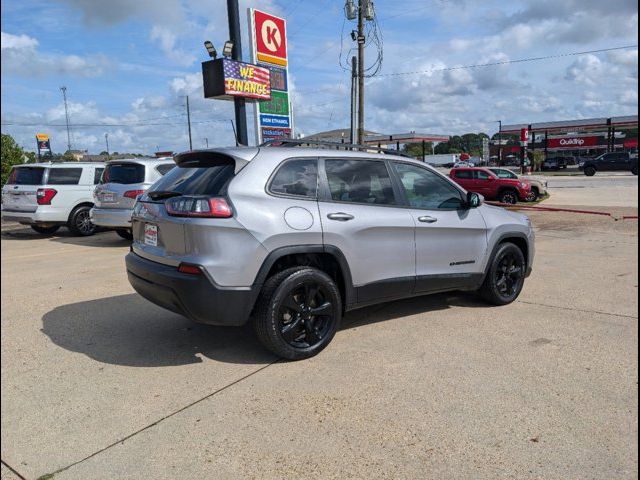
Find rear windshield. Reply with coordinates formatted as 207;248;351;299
102;163;145;184
148;164;235;196
6;167;45;185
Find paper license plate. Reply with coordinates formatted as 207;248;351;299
144;224;158;246
101;192;116;202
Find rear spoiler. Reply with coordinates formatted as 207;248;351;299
173;148;259;173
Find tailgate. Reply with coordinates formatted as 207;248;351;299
131;200;186;265
94;183;140;209
2;185;39;213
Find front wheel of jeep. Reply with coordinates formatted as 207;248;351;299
478;242;526;306
252;266;342;360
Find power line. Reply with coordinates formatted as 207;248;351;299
375;45;638;77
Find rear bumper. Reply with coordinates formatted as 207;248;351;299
91;207;132;228
1;207;68;225
125;252;256;326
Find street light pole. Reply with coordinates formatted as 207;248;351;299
104;133;109;158
60;86;72;152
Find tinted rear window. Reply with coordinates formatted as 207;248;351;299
269;159;318;198
156;163;175;176
102;163;145;184
47;168;82;185
148;164;235;196
6;167;45;185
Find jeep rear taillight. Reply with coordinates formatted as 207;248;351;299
123;189;145;199
164;196;232;218
36;188;57;205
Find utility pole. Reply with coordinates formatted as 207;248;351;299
104;133;109;158
205;138;209;148
350;55;357;145
497;120;502;166
60;86;72;152
226;0;248;145
356;0;365;145
186;95;193;150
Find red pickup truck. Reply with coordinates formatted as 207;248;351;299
450;167;531;204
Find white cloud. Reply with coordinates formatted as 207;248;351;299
149;26;196;67
1;31;110;77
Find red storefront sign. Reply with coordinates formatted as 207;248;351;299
254;10;288;66
546;136;600;149
624;138;638;148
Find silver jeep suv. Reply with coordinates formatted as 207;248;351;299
126;142;534;360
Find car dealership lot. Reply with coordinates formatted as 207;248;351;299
1;178;637;479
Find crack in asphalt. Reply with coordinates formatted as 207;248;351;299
1;459;27;480
45;361;279;478
517;300;638;321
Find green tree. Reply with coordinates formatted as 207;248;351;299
1;134;30;185
402;142;433;158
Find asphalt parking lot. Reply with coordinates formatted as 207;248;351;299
1;175;637;479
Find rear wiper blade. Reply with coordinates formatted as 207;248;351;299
148;190;182;200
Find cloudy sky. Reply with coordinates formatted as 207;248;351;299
1;0;638;154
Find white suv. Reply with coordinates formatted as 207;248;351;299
2;162;104;236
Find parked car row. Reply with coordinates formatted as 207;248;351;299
1;158;175;236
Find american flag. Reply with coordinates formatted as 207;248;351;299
223;59;271;100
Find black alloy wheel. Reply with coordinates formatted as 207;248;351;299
499;190;518;205
526;188;539;202
632;166;638;176
30;225;60;235
68;205;96;236
253;266;342;360
278;282;334;349
584;166;596;177
479;242;526;305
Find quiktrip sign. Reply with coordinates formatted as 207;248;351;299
546;136;599;149
249;9;293;144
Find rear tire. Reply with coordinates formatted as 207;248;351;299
116;229;133;240
252;266;342;360
498;189;518;204
632;166;638;176
584;166;596;177
30;225;60;235
526;188;539;202
479;242;526;306
67;205;96;236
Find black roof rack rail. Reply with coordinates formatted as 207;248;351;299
259;138;413;158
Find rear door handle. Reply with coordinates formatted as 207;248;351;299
327;212;354;221
418;215;438;223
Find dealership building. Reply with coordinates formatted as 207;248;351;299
494;115;638;161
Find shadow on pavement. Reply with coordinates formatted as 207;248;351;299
42;290;489;367
1;227;129;248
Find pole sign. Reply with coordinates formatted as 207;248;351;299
202;58;271;101
249;9;293;144
35;133;52;158
520;128;529;145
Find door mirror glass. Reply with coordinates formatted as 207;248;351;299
467;192;483;208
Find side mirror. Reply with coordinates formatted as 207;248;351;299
467;192;483;208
